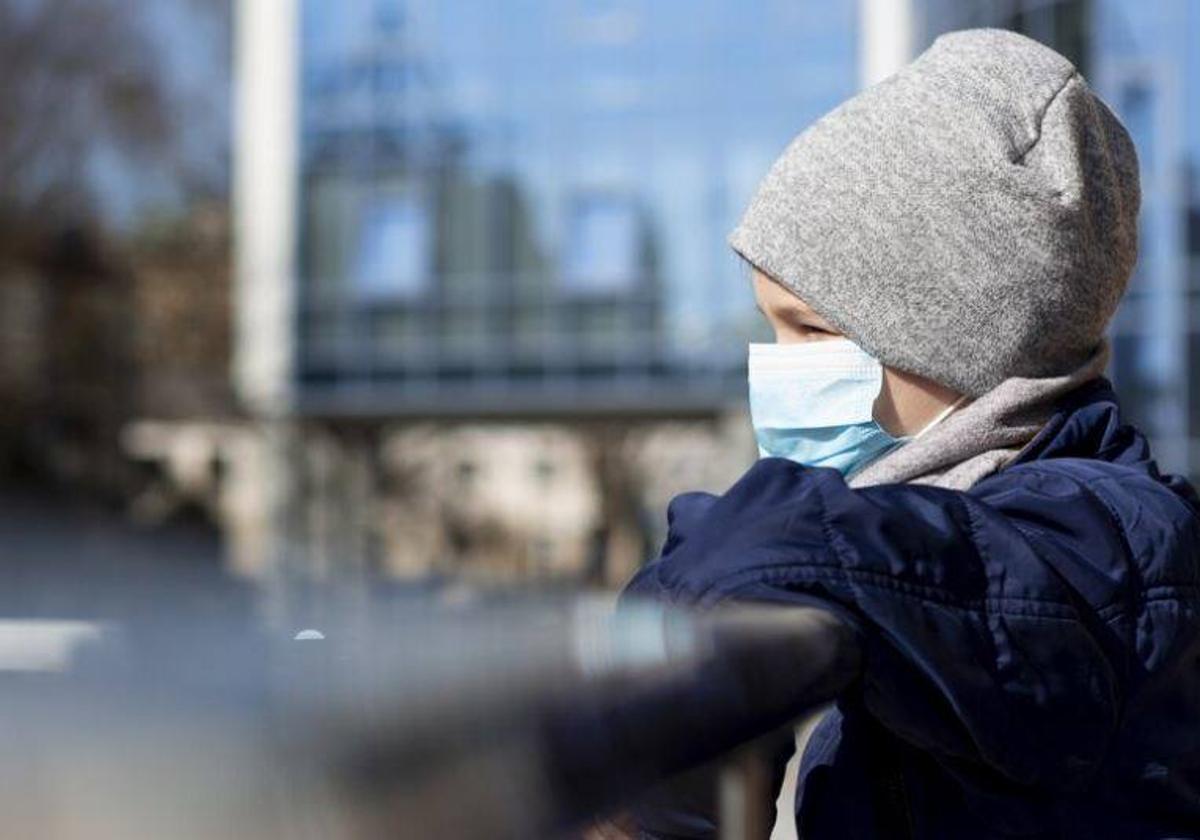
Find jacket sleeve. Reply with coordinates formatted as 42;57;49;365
622;456;1131;792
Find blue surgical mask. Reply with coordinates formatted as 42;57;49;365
747;339;905;478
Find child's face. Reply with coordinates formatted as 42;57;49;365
747;265;963;437
751;267;842;344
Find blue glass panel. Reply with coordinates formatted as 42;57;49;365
562;194;639;295
353;192;430;301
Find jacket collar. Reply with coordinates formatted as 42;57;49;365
1011;376;1144;465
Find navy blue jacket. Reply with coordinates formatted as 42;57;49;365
623;378;1200;838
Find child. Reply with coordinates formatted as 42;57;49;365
622;28;1200;839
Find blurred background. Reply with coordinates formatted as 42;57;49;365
1;0;1198;625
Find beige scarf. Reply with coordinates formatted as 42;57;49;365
848;340;1111;491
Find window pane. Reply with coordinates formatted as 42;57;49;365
562;194;640;294
353;190;431;301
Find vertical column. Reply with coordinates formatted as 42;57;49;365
858;0;917;88
232;0;301;622
234;0;298;416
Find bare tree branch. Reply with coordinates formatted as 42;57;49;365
0;0;229;229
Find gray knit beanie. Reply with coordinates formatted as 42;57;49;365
728;28;1140;396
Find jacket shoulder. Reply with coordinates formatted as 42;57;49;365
975;457;1200;590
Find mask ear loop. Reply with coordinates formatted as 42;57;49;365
912;393;972;441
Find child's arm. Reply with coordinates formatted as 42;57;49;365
623;455;1197;792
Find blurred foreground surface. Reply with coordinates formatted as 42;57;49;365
0;591;857;840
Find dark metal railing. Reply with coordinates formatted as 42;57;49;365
0;593;860;839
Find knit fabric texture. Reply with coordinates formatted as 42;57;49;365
727;28;1140;396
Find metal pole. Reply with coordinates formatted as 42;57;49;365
859;0;917;88
718;743;777;840
233;0;303;625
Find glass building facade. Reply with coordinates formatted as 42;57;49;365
1089;0;1200;481
294;0;1200;480
296;0;858;414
